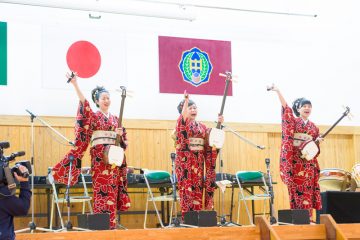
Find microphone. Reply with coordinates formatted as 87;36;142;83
170;153;176;161
68;154;75;163
4;151;26;161
25;109;36;119
67;71;75;83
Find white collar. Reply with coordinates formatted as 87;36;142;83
302;118;309;125
100;111;110;119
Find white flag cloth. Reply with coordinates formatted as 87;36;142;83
42;24;127;91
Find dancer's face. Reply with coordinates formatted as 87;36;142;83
188;104;198;121
298;103;312;120
97;92;111;113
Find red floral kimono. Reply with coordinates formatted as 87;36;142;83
52;100;130;229
280;105;322;216
175;115;218;216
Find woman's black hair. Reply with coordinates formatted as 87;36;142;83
292;97;312;117
177;99;195;114
91;86;109;107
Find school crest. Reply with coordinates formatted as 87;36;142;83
178;47;213;87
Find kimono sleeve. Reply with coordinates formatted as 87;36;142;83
279;105;296;185
52;100;94;186
204;127;218;210
175;114;191;151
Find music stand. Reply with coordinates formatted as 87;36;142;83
15;110;54;233
20;109;89;232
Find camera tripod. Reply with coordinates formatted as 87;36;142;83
15;110;54;233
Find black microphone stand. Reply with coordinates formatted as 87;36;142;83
167;153;197;228
15;110;54;233
217;144;240;227
265;158;277;224
216;123;269;225
20;109;88;232
63;155;88;231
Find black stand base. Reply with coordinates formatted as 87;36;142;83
28;222;36;230
270;216;277;225
66;221;73;230
15;221;54;233
172;217;181;227
218;215;241;227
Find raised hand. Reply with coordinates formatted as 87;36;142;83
267;83;279;92
14;165;29;182
66;71;77;84
116;127;123;137
66;71;85;103
268;83;287;107
184;90;189;100
217;114;224;124
182;90;191;120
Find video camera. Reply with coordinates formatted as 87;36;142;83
0;141;31;185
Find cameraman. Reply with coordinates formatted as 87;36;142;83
0;165;32;240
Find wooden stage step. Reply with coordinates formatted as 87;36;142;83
16;226;261;240
16;215;360;240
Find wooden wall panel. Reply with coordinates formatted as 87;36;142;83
1;115;359;229
353;135;360;166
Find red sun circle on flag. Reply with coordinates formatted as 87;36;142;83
66;40;101;78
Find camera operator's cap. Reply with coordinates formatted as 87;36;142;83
0;141;10;149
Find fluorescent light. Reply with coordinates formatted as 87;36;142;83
0;0;197;21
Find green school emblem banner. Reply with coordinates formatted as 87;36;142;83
0;22;7;86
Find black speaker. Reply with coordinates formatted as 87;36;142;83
278;209;310;224
77;213;110;230
127;173;144;184
184;211;217;227
317;191;360;223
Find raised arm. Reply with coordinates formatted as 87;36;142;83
268;84;287;108
67;71;85;103
181;90;190;121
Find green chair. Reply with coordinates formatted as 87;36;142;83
143;170;176;228
235;171;271;225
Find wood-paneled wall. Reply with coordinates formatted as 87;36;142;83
1;115;359;229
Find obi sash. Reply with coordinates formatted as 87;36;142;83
91;130;117;147
189;138;205;151
293;133;312;147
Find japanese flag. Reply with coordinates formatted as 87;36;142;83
42;24;127;91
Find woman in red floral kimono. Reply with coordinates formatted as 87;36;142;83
269;84;322;220
52;73;130;229
175;91;223;217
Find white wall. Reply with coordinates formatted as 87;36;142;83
0;0;359;126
